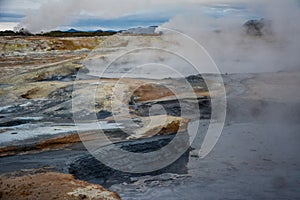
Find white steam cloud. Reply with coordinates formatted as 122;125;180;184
160;0;300;73
15;0;205;33
16;0;300;73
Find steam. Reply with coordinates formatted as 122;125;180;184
15;0;199;33
160;0;300;73
16;0;300;73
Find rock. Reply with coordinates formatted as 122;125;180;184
127;115;190;139
121;26;158;35
97;110;112;119
0;170;120;200
132;83;175;103
17;28;33;36
243;18;272;36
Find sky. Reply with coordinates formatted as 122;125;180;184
0;0;262;32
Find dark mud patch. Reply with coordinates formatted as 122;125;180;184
97;110;112;119
0;119;30;127
0;117;42;127
48;85;73;100
69;134;190;187
136;97;211;119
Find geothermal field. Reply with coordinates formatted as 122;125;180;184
0;0;300;200
0;32;299;200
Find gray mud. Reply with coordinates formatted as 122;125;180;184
1;72;300;200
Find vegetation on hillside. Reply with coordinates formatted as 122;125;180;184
0;29;117;37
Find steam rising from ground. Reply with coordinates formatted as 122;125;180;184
15;0;197;33
17;0;300;73
160;0;300;73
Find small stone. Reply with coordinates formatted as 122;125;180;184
78;194;87;199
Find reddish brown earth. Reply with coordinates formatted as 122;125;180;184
0;133;81;157
0;170;121;200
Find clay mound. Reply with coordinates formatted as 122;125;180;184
0;170;120;200
132;84;175;102
128;115;190;139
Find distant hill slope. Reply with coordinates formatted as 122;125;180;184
0;29;117;37
0;26;161;37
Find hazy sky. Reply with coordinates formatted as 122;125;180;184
0;0;261;31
